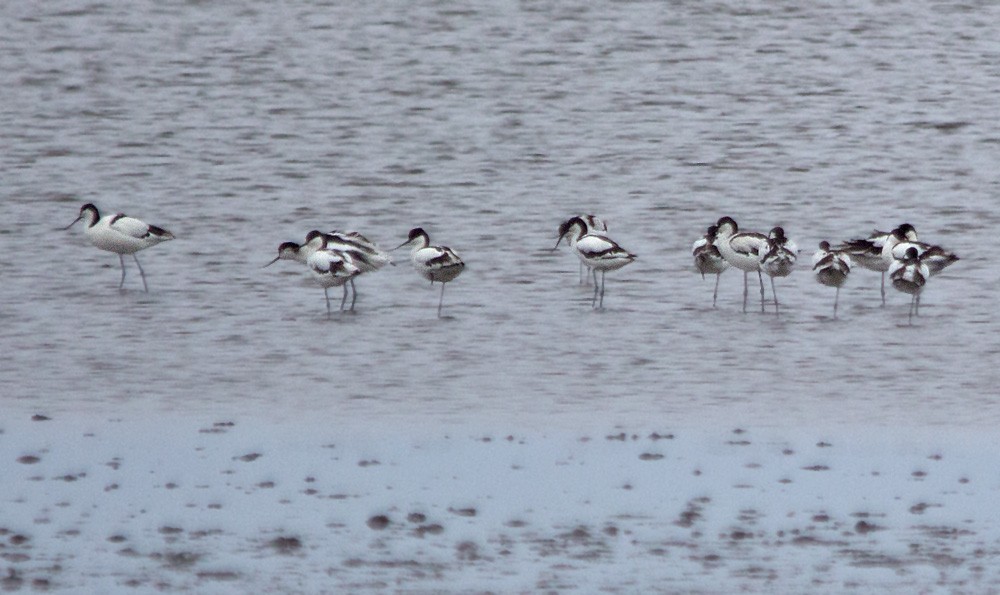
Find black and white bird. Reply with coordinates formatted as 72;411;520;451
692;224;729;308
307;248;362;317
812;241;852;318
395;228;465;317
837;227;910;306
889;246;929;324
555;216;636;309
554;214;609;284
713;216;768;313
759;226;798;313
264;229;390;312
884;224;959;276
63;203;174;292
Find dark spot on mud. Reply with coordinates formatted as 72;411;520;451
606;432;627;441
638;453;663;461
108;535;127;543
158;526;183;535
17;455;40;465
161;551;201;568
727;440;751;446
9;534;29;545
909;502;940;515
456;541;481;561
912;470;927;478
269;536;302;553
928;453;942;460
235;453;261;462
407;513;426;524
2;569;24;591
164;483;178;489
367;515;391;530
802;465;829;471
357;459;380;467
603;525;619;537
415;524;444;537
816;441;833;448
854;520;882;534
649;432;674;440
505;520;527;528
31;415;51;422
812;514;830;523
782;449;795;455
257;481;275;489
449;507;477;517
730;530;754;540
732;428;745;434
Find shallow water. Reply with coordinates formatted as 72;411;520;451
2;0;999;429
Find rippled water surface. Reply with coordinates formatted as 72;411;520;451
3;0;999;429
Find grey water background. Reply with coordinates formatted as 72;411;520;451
2;0;998;430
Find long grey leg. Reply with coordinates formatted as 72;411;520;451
834;286;840;319
349;278;357;311
118;254;127;289
599;271;606;309
324;287;331;318
880;272;886;306
712;273;720;308
758;270;766;313
438;283;446;318
915;292;921;316
592;269;599;307
132;254;148;292
340;284;348;311
742;271;749;313
770;276;778;314
579;261;585;285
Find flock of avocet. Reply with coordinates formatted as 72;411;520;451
690;216;959;322
63;204;958;322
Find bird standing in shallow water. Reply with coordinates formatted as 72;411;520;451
759;226;798;313
713;216;768;313
395;228;465;318
264;229;389;313
889;246;929;324
307;248;362;317
63;203;174;292
813;241;852;318
692;224;729;308
837;228;898;306
555;216;635;309
555;215;608;284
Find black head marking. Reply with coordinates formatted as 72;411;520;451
304;230;324;243
408;228;427;242
819;240;830;251
716;216;738;232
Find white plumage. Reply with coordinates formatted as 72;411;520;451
396;228;465;317
759;226;798;313
813;241;852;318
555;215;609;284
556;217;635;308
63;203;174;292
714;216;768;313
692;224;729;308
889;247;930;324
